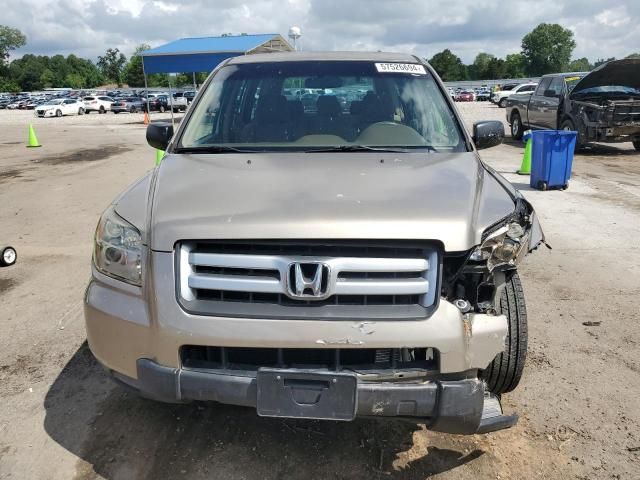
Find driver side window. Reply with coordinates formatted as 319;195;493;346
535;78;551;96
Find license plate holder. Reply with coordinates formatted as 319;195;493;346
257;369;357;421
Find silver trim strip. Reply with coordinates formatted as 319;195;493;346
189;274;282;293
183;250;431;302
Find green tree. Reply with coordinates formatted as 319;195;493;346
567;57;592;72
593;57;615;68
504;53;526;78
468;53;495;80
485;57;507;79
124;43;149;87
65;73;85;89
0;25;26;65
428;49;467;81
97;48;127;86
40;68;56;88
521;23;576;76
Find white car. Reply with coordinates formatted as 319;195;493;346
492;83;538;108
34;98;85;118
83;95;114;114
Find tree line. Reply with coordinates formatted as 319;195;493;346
0;25;205;92
2;23;639;92
429;23;639;82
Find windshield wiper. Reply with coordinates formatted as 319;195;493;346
305;145;436;153
174;145;260;154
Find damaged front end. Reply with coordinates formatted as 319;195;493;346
442;196;545;315
567;58;640;144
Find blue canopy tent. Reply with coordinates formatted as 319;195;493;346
141;33;292;75
139;33;292;127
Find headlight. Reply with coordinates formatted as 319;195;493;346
93;207;142;285
470;221;530;271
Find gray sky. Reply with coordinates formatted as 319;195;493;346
3;0;639;63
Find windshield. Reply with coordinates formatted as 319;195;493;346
179;61;465;152
564;75;585;92
572;85;640;96
44;99;64;105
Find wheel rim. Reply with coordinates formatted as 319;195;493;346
3;248;16;264
512;116;520;136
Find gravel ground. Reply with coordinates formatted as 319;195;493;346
0;104;639;480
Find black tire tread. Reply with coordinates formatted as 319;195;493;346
511;112;523;140
481;273;528;394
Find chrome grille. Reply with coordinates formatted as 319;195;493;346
177;241;439;320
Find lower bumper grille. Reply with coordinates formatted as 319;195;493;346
181;345;438;372
177;241;440;320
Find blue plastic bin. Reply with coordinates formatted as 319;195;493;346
530;130;577;191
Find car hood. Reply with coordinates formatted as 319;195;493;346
134;152;516;252
571;58;640;96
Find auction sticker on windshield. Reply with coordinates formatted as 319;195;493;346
375;63;427;75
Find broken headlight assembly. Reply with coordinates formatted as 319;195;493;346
93;207;142;285
470;221;530;271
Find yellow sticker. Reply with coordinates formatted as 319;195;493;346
565;76;582;82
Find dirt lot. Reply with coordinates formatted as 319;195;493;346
0;104;639;480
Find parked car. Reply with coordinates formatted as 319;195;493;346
143;95;171;113
490;83;518;104
183;90;197;104
506;59;640;150
86;51;545;436
111;97;145;114
171;92;190;110
476;88;492;102
492;83;537;108
35;98;85;117
455;90;475;102
83;95;114;114
143;94;187;113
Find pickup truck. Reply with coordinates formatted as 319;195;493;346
506;59;640;151
85;51;546;435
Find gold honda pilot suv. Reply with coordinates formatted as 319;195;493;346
85;51;544;434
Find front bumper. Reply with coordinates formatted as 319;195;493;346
107;358;516;434
35;109;55;117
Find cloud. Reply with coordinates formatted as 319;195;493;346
2;0;639;63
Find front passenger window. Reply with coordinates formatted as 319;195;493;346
535;78;551;96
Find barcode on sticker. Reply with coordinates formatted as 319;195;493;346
375;63;427;74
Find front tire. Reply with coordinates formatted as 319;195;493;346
78;108;84;115
498;98;507;108
560;118;584;149
1;246;17;267
480;273;528;394
56;109;62;117
511;112;523;140
99;106;105;114
159;105;166;113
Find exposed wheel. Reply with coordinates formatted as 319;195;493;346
130;106;136;113
480;273;528;394
511;112;523;140
78;107;84;115
498;98;507;108
56;109;62;117
1;246;17;267
538;181;548;191
113;111;119;114
560;118;584;149
633;140;640;152
159;105;165;113
99;106;105;114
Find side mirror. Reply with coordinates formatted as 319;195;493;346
544;89;559;98
473;121;505;150
146;122;174;150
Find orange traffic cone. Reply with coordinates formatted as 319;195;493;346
143;112;150;125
